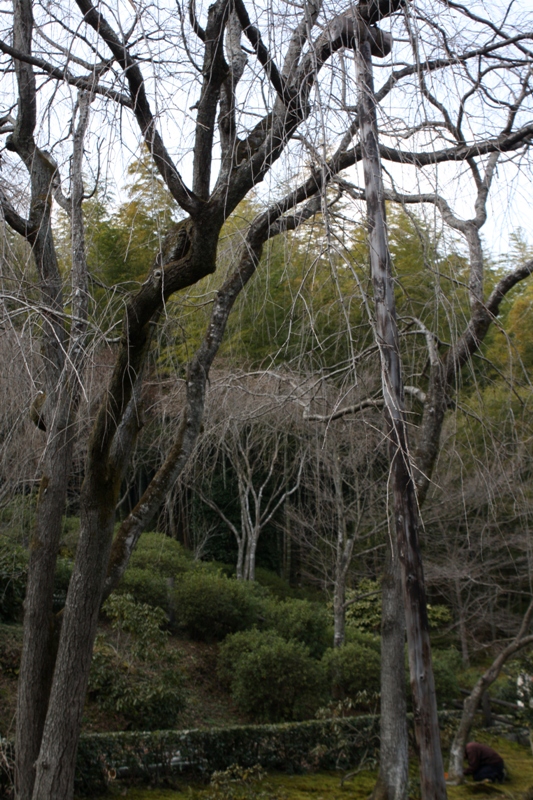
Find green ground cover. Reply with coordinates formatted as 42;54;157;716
87;735;533;800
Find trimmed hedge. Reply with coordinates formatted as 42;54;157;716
74;717;381;795
2;712;462;797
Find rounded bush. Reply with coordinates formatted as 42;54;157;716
89;594;186;729
116;566;169;610
219;629;327;722
262;597;331;659
322;641;381;699
128;531;193;577
173;570;261;641
254;567;301;600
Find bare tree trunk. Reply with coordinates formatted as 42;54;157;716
372;542;408;800
283;511;292;581
332;449;355;648
454;578;470;668
355;10;446;800
15;436;72;800
31;505;116;799
448;601;533;783
236;538;245;580
9;55;91;798
247;532;259;581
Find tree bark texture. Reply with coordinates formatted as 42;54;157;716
332;449;355;648
372;541;408;800
8;5;91;795
355;13;447;800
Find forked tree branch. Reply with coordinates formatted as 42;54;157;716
74;0;199;214
233;0;293;105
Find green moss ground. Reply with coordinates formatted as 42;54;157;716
86;734;533;800
88;771;376;800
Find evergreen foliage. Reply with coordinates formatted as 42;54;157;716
218;630;327;722
172;570;262;641
322;642;381;700
88;594;185;730
260;598;331;659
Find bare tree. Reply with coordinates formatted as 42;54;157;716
355;7;446;796
289;406;387;647
185;390;304;580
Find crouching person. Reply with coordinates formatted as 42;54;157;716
464;742;505;783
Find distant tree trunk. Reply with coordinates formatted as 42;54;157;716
333;574;347;649
454;578;470;667
283;511;292;581
332;449;355;648
355;12;446;800
244;528;259;581
236;538;245;580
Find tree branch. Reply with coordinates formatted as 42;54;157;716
233;0;293;106
74;0;199;215
0;38;131;107
0;188;36;239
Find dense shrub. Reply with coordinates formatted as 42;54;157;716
322;640;381;700
344;629;381;651
89;648;185;729
114;533;196;611
88;651;185;730
59;516;81;557
0;540;74;619
0;495;36;546
219;629;327;722
127;532;193;577
88;594;186;729
116;566;169;610
52;557;73;610
261;597;331;659
344;579;382;634
0;623;22;677
172;571;261;641
345;579;452;635
53;557;73;594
